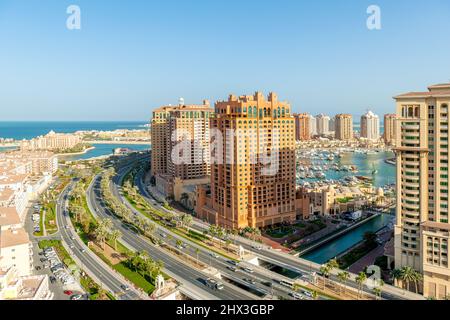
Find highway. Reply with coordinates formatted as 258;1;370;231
131;156;424;301
55;182;142;300
87;173;256;300
111;158;323;300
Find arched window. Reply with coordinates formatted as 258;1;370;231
243;107;247;113
264;108;267;117
253;106;257;117
282;107;285;117
259;109;263;118
408;106;413;118
273;110;277;117
414;107;419;118
277;107;281;117
248;107;252;117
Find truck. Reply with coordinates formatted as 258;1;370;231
205;278;224;290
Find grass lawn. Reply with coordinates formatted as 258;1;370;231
265;227;294;239
44;202;58;235
113;262;155;294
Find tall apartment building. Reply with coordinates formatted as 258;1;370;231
196;92;296;229
293;113;311;141
384;114;397;146
309;115;317;137
316;114;330;136
335;114;354;141
150;100;214;200
361;110;380;140
394;83;450;299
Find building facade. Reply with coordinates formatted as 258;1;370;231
150;100;214;200
394;83;450;299
20;131;81;151
309;115;317;137
293;113;311;141
196;92;296;229
316;114;330;136
335;114;354;141
361;110;380;141
384;114;397;146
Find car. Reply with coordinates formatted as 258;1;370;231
70;294;83;300
160;233;167;238
302;290;313;298
35;266;41;271
69;245;75;249
291;292;304;300
65;226;70;229
40;258;47;262
80;248;86;253
121;285;130;291
243;278;256;285
227;266;238;272
70;236;76;240
243;267;254;274
228;260;239;266
210;253;219;259
64;290;73;296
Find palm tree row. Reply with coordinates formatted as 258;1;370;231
125;250;165;283
391;266;422;293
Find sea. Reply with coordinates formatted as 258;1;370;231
0;121;150;160
0;121;148;140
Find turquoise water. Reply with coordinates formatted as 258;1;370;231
60;143;150;161
299;151;395;188
301;214;394;264
0;147;17;152
0;121;147;140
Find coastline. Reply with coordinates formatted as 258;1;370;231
57;146;96;157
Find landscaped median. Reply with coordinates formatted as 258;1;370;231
66;168;160;297
121;168;240;262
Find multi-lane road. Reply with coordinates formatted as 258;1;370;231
55;182;142;300
87;173;256;300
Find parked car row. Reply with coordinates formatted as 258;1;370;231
40;247;75;286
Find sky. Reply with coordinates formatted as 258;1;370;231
0;0;450;121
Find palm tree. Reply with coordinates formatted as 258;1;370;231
182;214;193;232
356;272;367;299
326;258;339;289
399;266;416;292
391;268;403;288
312;291;318;300
110;229;122;250
337;271;350;296
373;287;382;300
319;265;330;289
195;248;200;266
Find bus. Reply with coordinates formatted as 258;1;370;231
279;279;294;289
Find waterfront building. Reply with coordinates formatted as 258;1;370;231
394;83;450;299
196;92;296;229
20;131;81;151
360;110;380;141
309;115;317;137
335;114;354;141
316;114;330;136
293;113;311;141
384;114;397;146
329;116;336;132
150;100;214;201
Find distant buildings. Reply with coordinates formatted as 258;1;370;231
309;115;317;137
195;92;296;229
335;114;354;141
384;114;397;146
360;110;380;141
150;100;214;203
316;114;330;136
20;131;81;151
293;113;311;141
394;83;450;299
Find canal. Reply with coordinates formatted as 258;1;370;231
301;214;394;265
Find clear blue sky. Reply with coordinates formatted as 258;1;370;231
0;0;449;121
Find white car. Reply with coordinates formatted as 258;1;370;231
291;292;304;300
243;267;254;274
